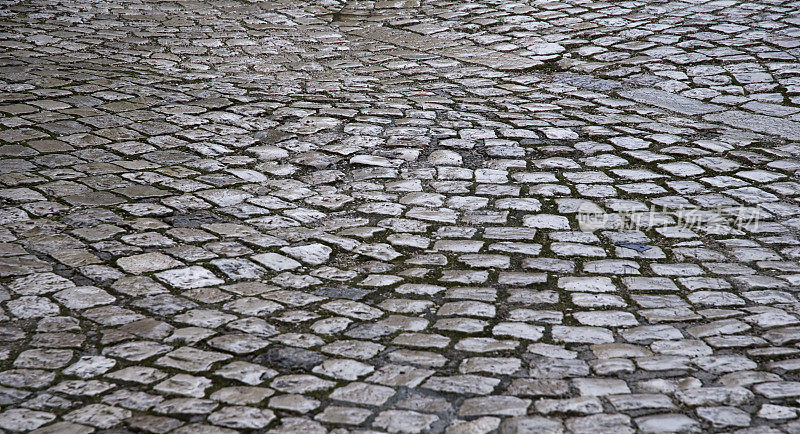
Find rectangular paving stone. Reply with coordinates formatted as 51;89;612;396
705;110;800;141
618;88;724;115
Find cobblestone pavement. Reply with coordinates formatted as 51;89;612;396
1;0;800;432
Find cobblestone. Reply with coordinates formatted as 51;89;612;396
1;0;800;431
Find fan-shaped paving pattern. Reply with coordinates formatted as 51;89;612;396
1;0;800;432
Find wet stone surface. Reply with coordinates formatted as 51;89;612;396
1;0;800;432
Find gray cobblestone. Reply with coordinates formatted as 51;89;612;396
0;0;799;431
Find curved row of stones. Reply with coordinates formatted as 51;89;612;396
1;0;800;432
